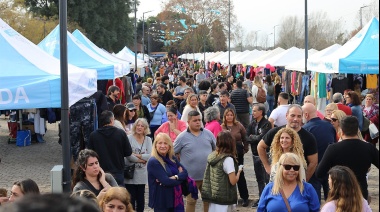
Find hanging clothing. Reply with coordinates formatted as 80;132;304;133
318;73;327;98
366;74;378;89
34;109;46;135
69;98;97;161
331;75;349;95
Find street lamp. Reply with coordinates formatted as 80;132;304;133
273;25;279;48
254;30;261;49
142;10;153;62
304;0;308;73
267;33;273;50
134;0;137;73
360;5;369;29
228;0;231;73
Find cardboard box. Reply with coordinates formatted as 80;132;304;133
22;124;35;134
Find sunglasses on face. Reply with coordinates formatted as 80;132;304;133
282;164;300;171
330;118;338;122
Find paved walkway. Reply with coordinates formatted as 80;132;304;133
0;116;378;211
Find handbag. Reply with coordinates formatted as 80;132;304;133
124;137;145;179
369;123;379;139
149;105;158;118
362;115;370;132
181;179;190;196
124;164;136;179
280;189;292;212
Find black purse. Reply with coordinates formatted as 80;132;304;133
124;137;145;179
124;164;136;179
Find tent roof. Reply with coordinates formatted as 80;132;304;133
39;25;122;80
72;29;130;76
115;47;146;69
247;47;285;65
309;17;379;73
339;17;379;74
258;47;304;67
0;18;97;109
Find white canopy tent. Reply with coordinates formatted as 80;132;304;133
115;47;146;69
258;47;305;67
286;44;341;72
247;47;285;66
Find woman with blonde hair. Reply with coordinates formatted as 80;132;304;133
147;133;188;211
324;103;338;122
258;153;319;211
321;165;371;212
181;94;203;125
252;75;266;104
125;118;152;212
269;127;307;181
99;187;134;212
331;110;364;141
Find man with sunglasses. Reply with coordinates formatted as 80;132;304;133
316;116;379;201
257;104;318;182
302;103;337;203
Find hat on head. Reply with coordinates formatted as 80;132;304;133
125;102;136;111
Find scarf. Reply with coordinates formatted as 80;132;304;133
160;155;184;212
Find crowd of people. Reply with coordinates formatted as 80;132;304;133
0;59;379;212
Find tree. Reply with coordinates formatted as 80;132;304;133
232;23;244;51
23;0;134;52
210;19;226;51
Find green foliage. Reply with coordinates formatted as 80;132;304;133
23;0;134;52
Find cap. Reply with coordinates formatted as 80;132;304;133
125;102;136;110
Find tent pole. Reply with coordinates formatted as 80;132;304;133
59;0;71;193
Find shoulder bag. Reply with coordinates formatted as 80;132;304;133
149;105;158;119
280;189;292;212
124;137;145;179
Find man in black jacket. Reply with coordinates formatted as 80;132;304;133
88;111;132;186
157;83;173;106
316;116;379;200
246;103;272;208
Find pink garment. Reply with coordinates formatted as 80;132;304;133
154;120;188;142
291;71;297;93
205;120;223;138
317;110;325;120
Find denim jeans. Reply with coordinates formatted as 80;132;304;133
252;155;269;197
266;95;275;117
299;75;310;104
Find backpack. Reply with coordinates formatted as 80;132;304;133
267;84;275;96
256;86;267;103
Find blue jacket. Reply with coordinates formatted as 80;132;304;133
147;156;188;210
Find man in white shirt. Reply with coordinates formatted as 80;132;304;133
268;92;289;127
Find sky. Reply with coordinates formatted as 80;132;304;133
136;0;374;45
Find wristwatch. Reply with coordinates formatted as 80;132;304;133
174;175;179;180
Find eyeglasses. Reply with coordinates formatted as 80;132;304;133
282;164;300;171
330;118;338;122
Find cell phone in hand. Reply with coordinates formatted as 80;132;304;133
238;165;244;171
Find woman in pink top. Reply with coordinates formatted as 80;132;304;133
155;106;187;142
204;106;222;138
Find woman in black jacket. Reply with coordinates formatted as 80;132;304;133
132;95;151;123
